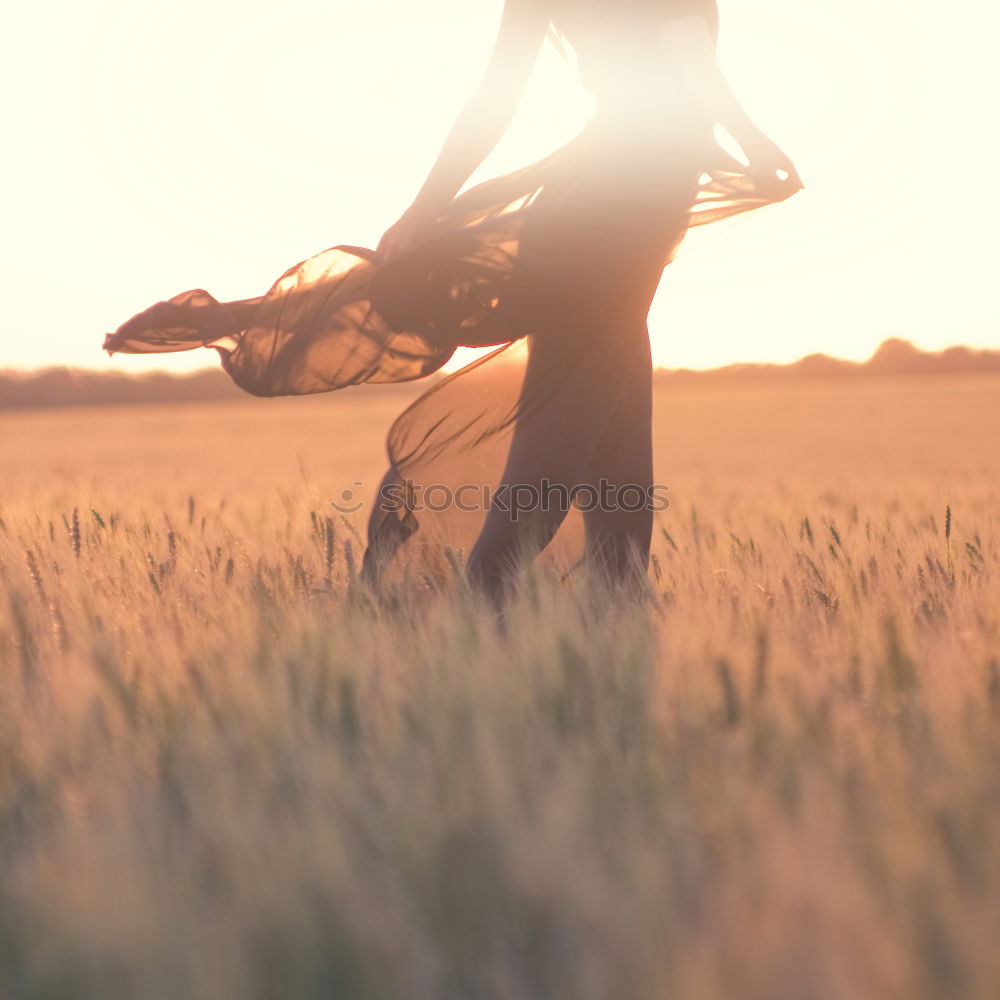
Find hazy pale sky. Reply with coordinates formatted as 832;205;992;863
1;0;996;373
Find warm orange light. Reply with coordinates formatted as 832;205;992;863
2;0;995;374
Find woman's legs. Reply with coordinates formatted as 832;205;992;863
465;305;654;606
578;323;654;592
462;174;683;607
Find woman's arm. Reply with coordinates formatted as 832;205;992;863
657;15;803;189
378;0;549;259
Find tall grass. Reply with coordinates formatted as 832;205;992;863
1;485;997;999
1;383;998;998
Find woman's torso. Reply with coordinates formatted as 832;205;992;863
547;0;719;154
539;0;721;201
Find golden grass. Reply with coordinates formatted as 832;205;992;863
1;374;998;999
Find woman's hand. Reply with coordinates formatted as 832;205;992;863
741;130;805;195
376;205;440;262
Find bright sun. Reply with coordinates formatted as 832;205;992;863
1;0;996;372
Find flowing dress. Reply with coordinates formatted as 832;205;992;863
104;0;802;588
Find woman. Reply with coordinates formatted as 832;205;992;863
105;0;802;606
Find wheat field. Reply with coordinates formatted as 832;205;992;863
1;374;998;999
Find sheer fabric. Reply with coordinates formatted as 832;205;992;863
104;0;802;587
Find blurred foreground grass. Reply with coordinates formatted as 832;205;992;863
1;376;998;999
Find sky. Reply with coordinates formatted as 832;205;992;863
1;0;997;374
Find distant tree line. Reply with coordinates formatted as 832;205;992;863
3;340;999;409
0;367;245;409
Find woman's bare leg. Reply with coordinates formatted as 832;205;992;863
466;308;651;606
579;323;654;593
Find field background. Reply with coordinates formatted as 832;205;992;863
1;374;998;998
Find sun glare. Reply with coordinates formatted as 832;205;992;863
1;0;997;373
